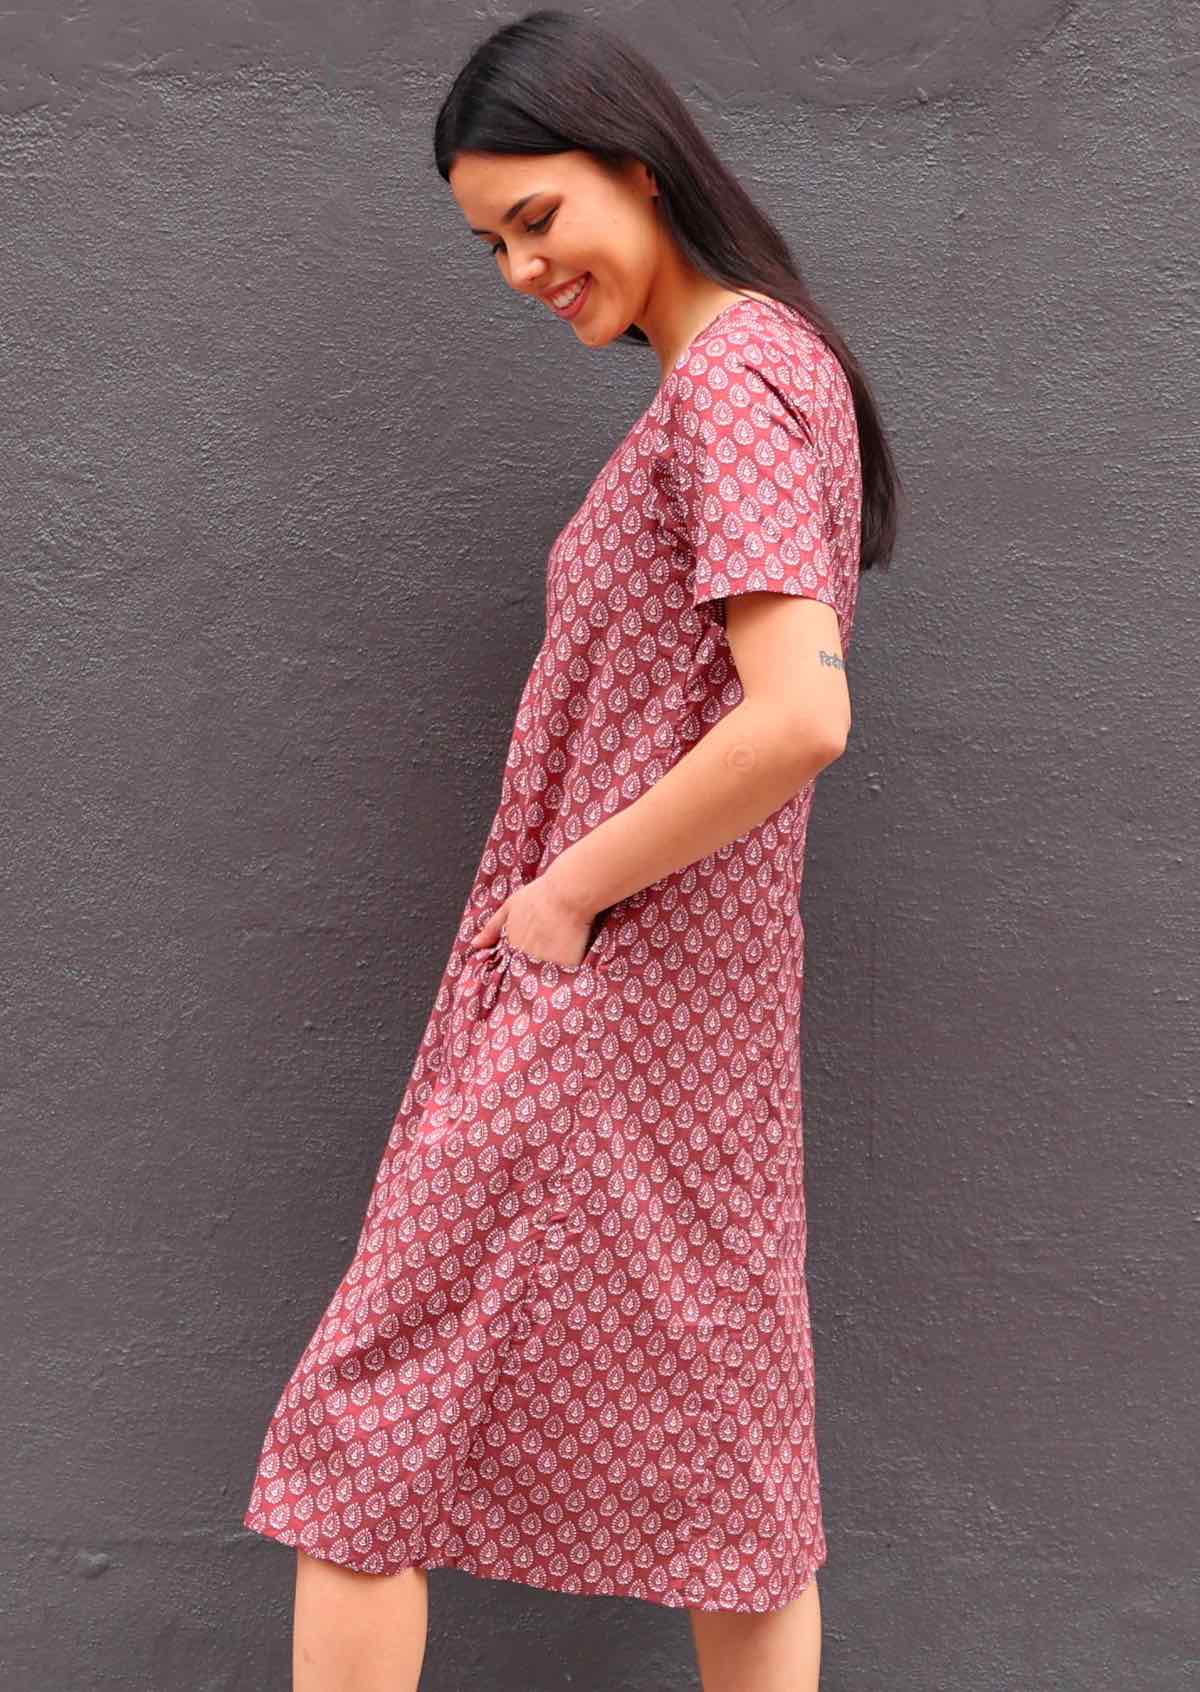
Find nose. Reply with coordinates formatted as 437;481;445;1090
511;252;549;294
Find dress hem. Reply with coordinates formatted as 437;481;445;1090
242;1509;825;1615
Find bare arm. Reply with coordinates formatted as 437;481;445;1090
540;590;851;925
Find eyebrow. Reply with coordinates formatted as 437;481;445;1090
468;192;545;238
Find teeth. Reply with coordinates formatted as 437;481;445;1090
552;275;587;308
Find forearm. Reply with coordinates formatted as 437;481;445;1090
542;699;843;923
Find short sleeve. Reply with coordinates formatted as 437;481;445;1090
661;345;842;622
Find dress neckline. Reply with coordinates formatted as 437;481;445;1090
586;294;792;495
654;293;785;400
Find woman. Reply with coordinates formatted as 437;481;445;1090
243;11;900;1689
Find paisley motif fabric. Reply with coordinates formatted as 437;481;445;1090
243;295;863;1612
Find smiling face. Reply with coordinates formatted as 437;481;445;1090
448;149;665;346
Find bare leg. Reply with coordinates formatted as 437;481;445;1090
688;1573;821;1692
292;1551;429;1692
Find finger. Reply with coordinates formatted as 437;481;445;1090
469;906;506;948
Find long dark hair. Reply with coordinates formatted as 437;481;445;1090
434;9;901;572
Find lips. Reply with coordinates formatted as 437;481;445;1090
546;272;589;308
547;272;593;321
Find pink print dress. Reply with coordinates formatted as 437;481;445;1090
243;294;863;1613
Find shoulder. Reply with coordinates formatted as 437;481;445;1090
662;300;846;455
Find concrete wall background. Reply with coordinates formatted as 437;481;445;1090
2;2;1195;1687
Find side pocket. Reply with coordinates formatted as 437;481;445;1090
498;904;618;977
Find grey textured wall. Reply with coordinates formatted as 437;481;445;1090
3;2;1195;1688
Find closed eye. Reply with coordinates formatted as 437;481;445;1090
490;210;555;257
